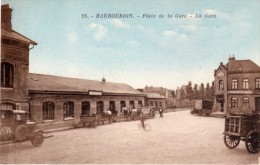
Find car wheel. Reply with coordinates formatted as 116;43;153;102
15;125;29;141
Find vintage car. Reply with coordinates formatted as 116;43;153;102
0;109;44;147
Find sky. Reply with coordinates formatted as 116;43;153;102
1;0;260;90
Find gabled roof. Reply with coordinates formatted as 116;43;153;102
227;60;260;73
1;29;37;45
28;73;143;95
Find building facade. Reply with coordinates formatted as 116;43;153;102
214;56;260;114
1;4;37;111
28;73;145;128
144;93;166;110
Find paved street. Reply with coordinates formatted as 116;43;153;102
0;110;259;164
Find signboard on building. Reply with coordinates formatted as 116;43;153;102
89;91;102;96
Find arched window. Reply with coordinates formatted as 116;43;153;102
43;102;55;120
81;101;90;115
129;101;135;109
109;101;115;111
231;97;238;108
219;80;224;90
242;97;249;108
138;101;142;108
64;101;74;118
231;79;238;89
1;62;14;87
120;101;126;112
96;101;103;114
243;79;249;89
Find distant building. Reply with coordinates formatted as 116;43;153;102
143;86;170;98
143;93;166;109
213;56;260;114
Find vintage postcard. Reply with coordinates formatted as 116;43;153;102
1;0;260;164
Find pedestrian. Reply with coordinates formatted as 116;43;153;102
140;112;145;128
159;107;163;118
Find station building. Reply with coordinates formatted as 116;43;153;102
214;56;260;114
1;4;163;129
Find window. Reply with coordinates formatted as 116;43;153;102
150;101;153;107
0;103;15;110
219;80;224;90
256;78;260;89
1;62;14;87
64;101;74;118
130;101;135;109
243;79;249;89
43;102;54;120
138;101;142;107
242;97;249;108
120;101;126;112
96;101;103;114
231;97;238;108
81;101;90;115
109;101;115;111
231;79;238;89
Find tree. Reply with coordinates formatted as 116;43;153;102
180;88;185;99
205;83;211;99
170;90;176;98
199;83;205;99
193;84;199;99
186;81;194;99
210;81;215;100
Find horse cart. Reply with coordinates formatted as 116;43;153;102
223;112;260;153
0;109;45;147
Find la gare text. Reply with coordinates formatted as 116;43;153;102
82;13;216;19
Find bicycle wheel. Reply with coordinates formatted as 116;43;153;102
144;124;151;131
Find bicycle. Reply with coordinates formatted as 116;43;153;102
138;122;151;131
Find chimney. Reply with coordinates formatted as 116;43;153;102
228;54;236;62
102;77;106;83
220;62;223;66
1;4;12;31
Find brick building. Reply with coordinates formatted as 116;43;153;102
213;56;260;114
1;4;37;111
28;73;145;128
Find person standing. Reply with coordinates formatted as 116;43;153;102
159;107;163;118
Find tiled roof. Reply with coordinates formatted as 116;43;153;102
227;60;260;72
1;29;37;45
28;73;143;95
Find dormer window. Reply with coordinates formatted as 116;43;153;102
1;62;14;87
